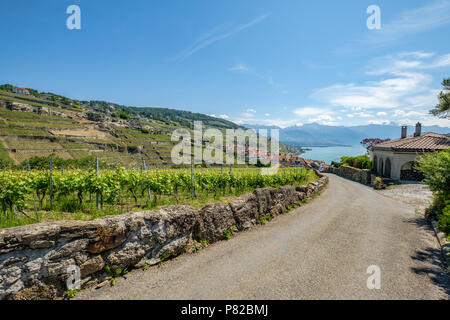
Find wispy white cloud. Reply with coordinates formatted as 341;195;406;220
293;107;325;117
368;120;391;125
398;51;436;59
313;71;435;110
173;13;270;61
229;63;250;72
229;62;282;88
367;52;450;75
242;108;257;118
365;0;450;47
338;1;450;52
354;112;373;118
293;107;337;125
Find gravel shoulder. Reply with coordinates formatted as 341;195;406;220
376;183;433;213
76;174;450;300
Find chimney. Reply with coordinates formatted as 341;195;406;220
401;126;407;139
414;122;422;137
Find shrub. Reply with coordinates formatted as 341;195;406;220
416;149;450;196
436;203;450;235
118;111;130;120
373;176;384;190
416;149;450;236
223;229;231;240
331;155;372;169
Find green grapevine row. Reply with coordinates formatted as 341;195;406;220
0;167;311;218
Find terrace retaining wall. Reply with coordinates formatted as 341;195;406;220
0;174;328;300
326;166;372;185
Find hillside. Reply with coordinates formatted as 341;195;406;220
0;84;300;168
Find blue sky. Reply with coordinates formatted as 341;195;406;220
1;0;450;128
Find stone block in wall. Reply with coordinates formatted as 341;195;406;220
194;203;236;243
80;256;105;277
229;193;259;231
370;174;377;186
143;206;198;243
277;186;297;208
146;234;190;266
253;187;276;215
124;206;198;267
362;170;372;185
269;187;289;213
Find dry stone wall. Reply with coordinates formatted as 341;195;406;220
327;166;372;185
0;174;328;300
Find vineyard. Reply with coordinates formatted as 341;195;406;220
0;166;316;228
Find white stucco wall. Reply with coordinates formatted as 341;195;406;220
370;149;421;180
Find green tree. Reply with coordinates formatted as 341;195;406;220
416;149;450;234
416;149;450;196
430;78;450;118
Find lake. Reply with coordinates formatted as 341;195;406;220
299;145;368;164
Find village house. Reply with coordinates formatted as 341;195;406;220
370;122;450;181
278;154;329;171
12;86;30;95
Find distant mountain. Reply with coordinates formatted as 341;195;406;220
243;123;450;147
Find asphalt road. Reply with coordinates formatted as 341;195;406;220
77;174;450;300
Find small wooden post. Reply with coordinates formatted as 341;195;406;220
96;157;100;210
49;155;53;210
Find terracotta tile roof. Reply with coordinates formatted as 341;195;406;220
372;132;450;152
13;86;29;91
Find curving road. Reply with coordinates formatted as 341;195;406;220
77;174;450;300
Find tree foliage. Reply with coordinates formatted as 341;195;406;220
429;78;450;118
416;149;450;197
331;155;372;169
360;138;391;150
416;149;450;234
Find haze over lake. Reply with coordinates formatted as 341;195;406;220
300;145;368;164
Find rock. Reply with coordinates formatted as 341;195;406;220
144;206;198;241
0;223;60;249
146;234;190;266
1;256;27;268
296;192;307;202
270;203;284;216
194;203;235;243
21;224;60;245
24;257;43;272
295;185;307;193
229;194;259;230
277;186;297;207
10;282;58;300
0;266;22;287
48;239;89;260
86;112;104;122
253;187;276;215
30;240;55;249
43;258;76;279
80;256;105;277
104;241;149;269
87;227;125;254
59;220;102;240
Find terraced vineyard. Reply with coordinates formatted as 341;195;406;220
0;84;307;229
0;84;303;169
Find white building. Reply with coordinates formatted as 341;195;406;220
12;86;30;95
369;123;449;181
